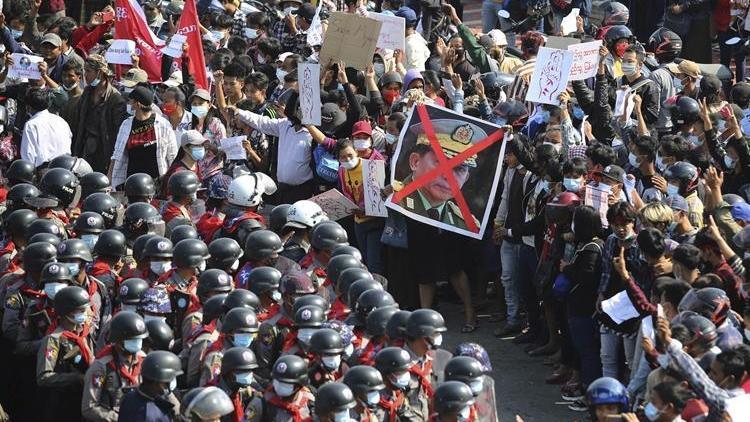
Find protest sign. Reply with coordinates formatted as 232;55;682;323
219;136;246;160
545;35;579;49
161;34;187;58
567;40;602;81
307;1;325;46
299;63;322;125
560;8;579;35
601;291;639;324
387;104;505;239
8;54;43;80
310;189;359;221
367;12;405;51
105;39;136;65
525;47;574;106
320;12;382;70
362;159;388;217
584;184;610;228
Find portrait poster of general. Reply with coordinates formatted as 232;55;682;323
386;104;506;239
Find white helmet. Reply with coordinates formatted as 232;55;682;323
227;173;277;208
284;200;328;230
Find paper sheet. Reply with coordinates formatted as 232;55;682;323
298;63;322;125
560;8;579;35
601;291;640;325
584;184;610;228
307;1;325;46
362;159;388;217
8;54;43;80
525;47;574;106
367;12;406;51
614;87;633;117
161;34;187;58
219;136;246;160
309;189;359;221
641;315;655;340
568;40;602;81
105;39;136;65
726;394;750;421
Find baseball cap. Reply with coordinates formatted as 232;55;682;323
292;3;316;21
664;195;688;212
478;35;495;50
280;270;316;295
85;54;112;76
667;60;701;79
162;71;183;88
599;165;625;183
487;29;508;47
41;33;62;47
121;68;149;88
180;130;206;147
395;7;418;26
351;121;372;138
129;86;154;107
190;88;211;102
731;202;750;222
276;52;293;63
320;102;346;134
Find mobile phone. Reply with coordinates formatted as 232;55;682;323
102;11;115;22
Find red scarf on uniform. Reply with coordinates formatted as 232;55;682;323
299;253;313;270
281;330;299;353
162;202;191;224
95;344;143;385
196;210;224;241
257;302;280;322
409;359;434;398
266;390;311;422
231;390;244;422
379;391;405;422
60;323;93;365
90;260;122;288
203;333;227;361
328;298;349;321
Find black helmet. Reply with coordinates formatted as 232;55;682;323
7;159;35;185
54;285;89;316
294;305;326;328
145;319;174;351
434;381;474;416
197;269;233;299
80;172;110;198
310;328;344;355
172;238;209;269
125;173;156;201
330;245;363;262
58;239;93;262
337;268;373;300
375;347;413;374
29;233;62;247
6;183;40;211
355;290;396;321
123;202;165;239
229;218;264;248
293;294;329;315
168;170;200;197
678;288;732;327
203;294;228;323
272;354;308;384
327;255;363;288
27;218;65;241
246;266;282;295
310;221;348;251
182;387;234;420
269;204;291;234
207;238;243;270
109;311;148;342
133;234;157;262
444;356;485;383
602;1;629;26
38;168;81;208
673;311;718;350
366;306;400;338
223;289;260;312
94;229;128;258
347;278;382;308
141;351;183;383
648;27;682;60
244;230;283;261
48;155;92;177
603;25;634;48
664;161;699;195
23;242;57;271
170;225;198;245
40;262;73;284
386;310;411;342
144;236;173;260
4;208;37;239
315;383;356;416
74;212;106;235
118;278;149;305
221;308;259;333
671;96;701;126
406;309;447;339
221;347;259;373
493;98;529;128
343;366;385;398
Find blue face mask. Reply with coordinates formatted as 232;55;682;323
235;371;254;386
643;402;661;422
71;312;87;325
190;146;206;161
233;333;254;348
563;177;582;193
90;78;101;88
667;183;680;197
273;380;295;397
385;133;398;145
11;29;22;40
494;117;508;126
66;262;80;277
123;338;143;354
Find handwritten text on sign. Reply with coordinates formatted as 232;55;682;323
567;40;602;81
367;12;405;51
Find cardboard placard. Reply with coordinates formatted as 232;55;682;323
545;35;580;49
219;136;246;160
161;34;187;58
310;189;359;221
362;159;388;217
319;12;383;70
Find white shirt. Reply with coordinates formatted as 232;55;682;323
236;109;313;186
405;32;430;71
21;109;72;167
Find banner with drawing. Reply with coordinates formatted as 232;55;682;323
310;189;359;221
299;63;322;125
386;104;505;239
524;47;574;106
362;159;388;217
568;40;602;81
8;54;43;80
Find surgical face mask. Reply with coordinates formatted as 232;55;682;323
333;410;350;422
63;82;78;92
230;259;240;271
150;261;172;275
126;104;135;115
233;333;254;348
687;134;702;147
273;379;296;397
11;29;22;40
597;182;611;192
271;290;282;302
353;139;371;151
563;177;582;193
430;334;443;348
243;28;259;39
643;402;662;422
71;311;87;325
628;152;640;167
191;105;209;119
235;371;254;386
725;155;737;169
366;390;381;407
667;183;680;197
168;378;177;392
457;405;471;422
469;377;484;396
340;157;359;170
297;328;316;345
66;262;80;277
321;355;341;371
190;146;206;161
276;68;288;82
123;338;143;354
211;30;225;42
385;133;398;145
495;117;508;126
655;154;666;172
542;141;562;153
390;372;410;389
572;106;584;120
283;7;298;16
197;260;207;272
144;315;167;324
90;77;101;88
373;62;385;77
537;179;550;191
44;282;67;299
673;77;683;92
621;63;638;76
81;234;99;250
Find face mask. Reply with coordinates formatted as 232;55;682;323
333;410;350;422
614;42;629;58
126;104;135;115
469;378;484;396
168;378;177;392
340;158;359;170
66;262;80;277
543;142;562;153
190;146;206;161
563;177;582;193
687;134;702;147
457;405;471;422
353;139;371;151
11;29;22;40
191;104;209;119
81;234;99;250
71;311;87;325
230;259;240;271
276;68;288;82
655;154;666;171
673;77;683;92
621;63;638;76
283;7;298;15
321;355;341;371
150;261;172;275
161;103;177;115
385;133;398;145
244;28;259;39
725;155;737;169
123;338;143;354
628;152;640;167
271;290;282;302
90;78;101;88
430;334;443;348
63;82;78;92
390;372;410;389
211;30;225;42
44;282;67;299
597;182;611;193
144;315;167;324
643;402;662;422
297;328;316;345
537;179;549;191
667;183;680;197
366;390;381;407
233;333;254;348
383;90;399;104
373;63;385;77
235;371;254;386
273;379;296;397
495;117;508;126
572;106;584;120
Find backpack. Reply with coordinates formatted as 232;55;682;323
312;144;340;184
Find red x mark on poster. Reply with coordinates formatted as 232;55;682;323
390;104;505;233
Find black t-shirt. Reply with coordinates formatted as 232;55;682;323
126;115;159;178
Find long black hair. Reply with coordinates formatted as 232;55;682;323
573;205;601;244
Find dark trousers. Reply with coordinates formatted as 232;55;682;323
568;315;602;386
519;244;540;330
269;180;316;205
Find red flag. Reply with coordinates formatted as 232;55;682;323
176;0;209;90
114;0;165;83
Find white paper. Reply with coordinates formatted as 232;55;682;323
614;87;632;117
299;63;321;125
105;40;136;65
362;159;388;217
219;136;247;160
307;1;325;46
161;34;187;58
8;54;43;80
584;184;610;228
726;394;750;421
367;12;406;52
525;47;574;106
641;316;655;341
601;291;640;324
309;189;359;221
560;8;579;35
567;40;602;81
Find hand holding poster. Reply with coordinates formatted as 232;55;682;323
525;47;574;106
220;136;247;160
298;63;321;125
8;54;43;80
367;12;406;51
161;34;187;58
320;12;382;70
362;159;388;217
310;189;359;221
567;40;602;81
386;104;505;239
105;39;136;65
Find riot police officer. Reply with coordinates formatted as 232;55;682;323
81;192;121;229
308;327;346;389
91;229;128;299
356;306;400;366
0;209;36;274
245;267;282;322
199;307;259;386
207;237;243;275
162;170;200;231
6;158;36;185
181;386;234;421
444;356;490;421
374;347;416;421
120;202;165;246
432;381;475;422
342;365;385;421
74;212;106;250
170;224;199;245
315;382;356;422
118;351;183;421
57;239;109;334
280;200;328;263
215;347;264;421
263;355;315;421
236;230;300;290
27;167;80;230
184;294;226;388
118;278;149;313
124;173;157;204
140;236;173;284
300;221;348;301
325;256;364;321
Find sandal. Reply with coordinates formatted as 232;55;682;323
461;322;479;333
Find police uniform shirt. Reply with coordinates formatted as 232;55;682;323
81;350;146;421
215;378;263;422
37;326;94;388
